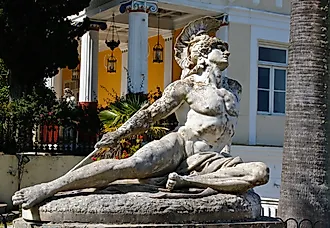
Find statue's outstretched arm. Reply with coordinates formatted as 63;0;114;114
95;79;192;148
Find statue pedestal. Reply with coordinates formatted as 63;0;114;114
13;184;282;227
13;217;285;227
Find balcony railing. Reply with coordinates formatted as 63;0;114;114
0;123;101;156
261;198;279;218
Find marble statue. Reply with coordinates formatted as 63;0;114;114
12;17;269;210
62;88;77;109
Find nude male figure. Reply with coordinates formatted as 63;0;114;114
12;17;269;209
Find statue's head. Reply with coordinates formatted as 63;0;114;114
64;88;73;96
188;34;230;71
174;17;229;78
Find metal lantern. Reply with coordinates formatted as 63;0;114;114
105;13;120;73
153;13;163;63
107;53;117;73
72;65;80;80
153;43;163;63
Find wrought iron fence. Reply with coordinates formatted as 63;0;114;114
0;122;101;156
0;120;179;156
268;218;320;228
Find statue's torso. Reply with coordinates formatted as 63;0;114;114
175;78;241;156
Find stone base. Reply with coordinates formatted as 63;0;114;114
14;217;285;228
21;185;262;224
20;184;266;225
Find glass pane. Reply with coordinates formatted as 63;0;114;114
258;67;270;89
274;92;286;113
258;90;270;112
274;69;286;90
259;47;287;64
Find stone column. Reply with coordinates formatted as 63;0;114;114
163;33;173;89
45;69;62;99
54;69;63;99
128;12;148;93
121;45;129;96
45;77;55;89
79;26;99;108
120;0;159;93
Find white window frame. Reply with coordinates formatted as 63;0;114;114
257;45;288;116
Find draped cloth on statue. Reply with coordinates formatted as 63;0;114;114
140;152;243;186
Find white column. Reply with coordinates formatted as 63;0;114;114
45;77;55;89
45;69;62;99
163;33;173;89
79;29;99;103
121;45;128;95
128;12;148;93
54;69;63;99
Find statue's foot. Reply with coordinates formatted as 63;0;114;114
166;172;183;191
12;183;53;209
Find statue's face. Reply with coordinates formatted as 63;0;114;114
208;43;230;71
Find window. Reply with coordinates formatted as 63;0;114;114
257;46;287;114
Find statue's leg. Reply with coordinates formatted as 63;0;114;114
166;162;269;193
12;132;186;209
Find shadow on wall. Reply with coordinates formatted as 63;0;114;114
0;145;282;209
0;154;86;210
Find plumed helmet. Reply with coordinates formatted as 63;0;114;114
174;16;221;70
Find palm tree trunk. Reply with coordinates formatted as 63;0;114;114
278;0;330;226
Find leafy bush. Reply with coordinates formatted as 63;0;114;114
94;87;178;160
0;76;103;154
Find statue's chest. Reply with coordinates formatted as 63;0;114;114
187;85;226;116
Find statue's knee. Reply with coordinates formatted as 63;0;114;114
251;162;269;185
130;157;150;178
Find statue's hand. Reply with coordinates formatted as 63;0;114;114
94;132;119;149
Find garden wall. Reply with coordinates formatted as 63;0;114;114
0;154;86;209
0;145;282;210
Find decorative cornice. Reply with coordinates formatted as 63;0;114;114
89;21;107;31
119;0;158;14
216;14;229;27
162;31;173;42
227;6;289;30
119;43;128;52
164;37;173;42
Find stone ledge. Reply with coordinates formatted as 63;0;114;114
14;217;285;228
22;185;262;224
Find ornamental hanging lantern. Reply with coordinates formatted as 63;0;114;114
107;53;117;73
105;13;120;73
153;13;163;63
72;64;80;80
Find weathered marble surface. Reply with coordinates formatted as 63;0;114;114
21;185;262;224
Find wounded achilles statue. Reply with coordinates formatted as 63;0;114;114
12;17;269;209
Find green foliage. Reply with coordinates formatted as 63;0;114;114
99;93;150;132
95;88;178;160
0;0;91;98
0;76;103;154
0;59;9;116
